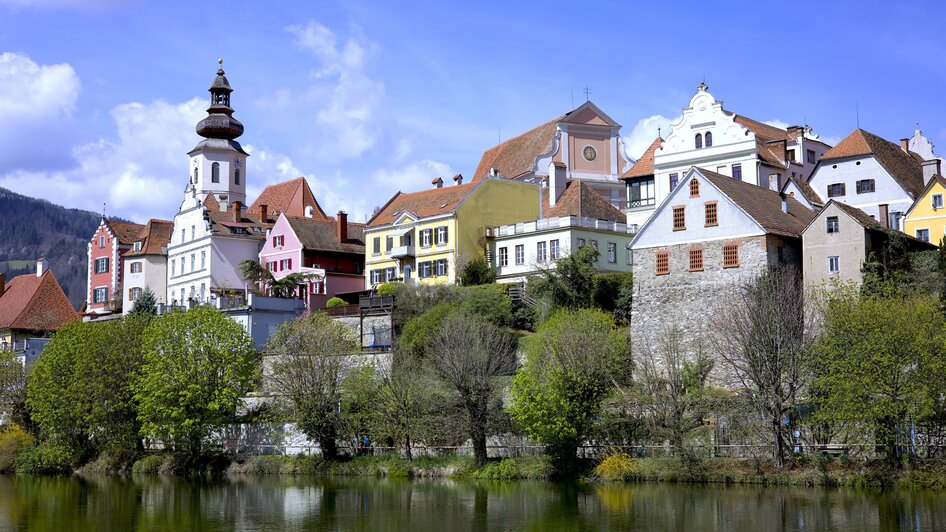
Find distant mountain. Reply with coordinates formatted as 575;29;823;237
0;187;105;309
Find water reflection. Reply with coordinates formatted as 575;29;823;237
0;474;944;531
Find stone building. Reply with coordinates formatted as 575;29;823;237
629;167;814;375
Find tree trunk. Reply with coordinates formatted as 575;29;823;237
773;417;785;469
468;400;489;466
320;426;338;461
405;434;413;462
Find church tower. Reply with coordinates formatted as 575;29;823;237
187;59;248;211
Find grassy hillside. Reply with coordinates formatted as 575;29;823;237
0;187;106;309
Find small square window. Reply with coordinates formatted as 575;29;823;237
669;173;679;190
689;248;703;271
704;202;718;227
828;256;840;274
672;206;686;231
723;244;739;268
917;228;930;242
826;216;839;234
856;179;875;194
656;251;669;275
933;194;944;209
827;183;846;197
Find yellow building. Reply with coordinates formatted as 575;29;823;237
904;175;946;244
364;176;540;287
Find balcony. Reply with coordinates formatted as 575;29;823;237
389;244;415;258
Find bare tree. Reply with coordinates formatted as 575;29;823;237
426;311;517;466
712;265;813;468
374;358;432;461
265;312;358;461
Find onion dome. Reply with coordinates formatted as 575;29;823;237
196;59;244;140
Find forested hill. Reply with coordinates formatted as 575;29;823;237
0;187;104;309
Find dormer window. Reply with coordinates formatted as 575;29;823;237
134;241;142;252
695;133;703;149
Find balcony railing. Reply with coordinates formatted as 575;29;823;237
0;340;27;353
490;216;635;237
389;245;415;258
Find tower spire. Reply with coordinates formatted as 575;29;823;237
195;58;244;140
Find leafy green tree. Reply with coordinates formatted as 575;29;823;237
459;284;514;328
129;287;157;316
0;350;28;431
508;308;629;476
532;246;599;309
264;312;358;460
135;307;258;458
427;311;516;465
813;293;946;464
374;357;434;461
239;259;273;295
860;230;913;298
459;257;496;286
938;237;946;314
398;302;459;358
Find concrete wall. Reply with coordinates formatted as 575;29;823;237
808;155;914;228
802;203;868;292
123;254;167;312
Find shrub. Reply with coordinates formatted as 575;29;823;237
473;458;522;480
376;282;402;296
132;454;166;475
460;284;513;327
0;424;33;473
459;257;496;286
594;450;638;480
398;302;459;357
325;297;347;309
14;443;78;475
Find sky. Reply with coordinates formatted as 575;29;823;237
1;0;946;223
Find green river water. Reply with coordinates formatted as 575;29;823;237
0;475;944;531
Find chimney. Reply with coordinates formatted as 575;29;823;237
432;177;443;189
231;201;241;223
786;125;804;138
336;211;348;243
778;192;788;213
0;272;5;299
36;257;47;277
258;204;268;223
922;159;942;182
548;161;567;207
879;204;889;229
901;138;910;153
452;173;464;186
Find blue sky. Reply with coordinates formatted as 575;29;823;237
1;0;945;222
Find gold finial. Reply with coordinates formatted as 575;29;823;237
218;58;223;68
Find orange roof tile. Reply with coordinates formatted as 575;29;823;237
249;177;331;221
0;270;78;332
284;217;366;254
367;181;480;227
543;181;625;223
623;136;663;178
126;219;173;257
472;115;565;182
108;221;146;245
820;128;924;198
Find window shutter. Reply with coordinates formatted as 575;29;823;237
104;258;109;272
288;258;292;270
443;227;449;243
840;183;846;195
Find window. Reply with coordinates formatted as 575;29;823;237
576;238;586;248
550;239;560;261
627;248;633;265
689;248;703;271
171;259;176;276
372;237;381;255
689;179;700;197
435;226;449;245
273;235;285;247
917;228;930;242
732;164;742;181
672;206;686;231
704;202;718;226
656;251;669;275
723;244;739;268
828;256;840;274
705;131;712;147
130;261;142;274
933;194;944;209
94;257;109;273
200;251;206;270
420;229;432;247
608;243;617;264
385;236;394;252
371;270;382;285
826;216;839;234
435;259;448;277
93;287;107;303
129;287;142;301
193;167;199;184
827;183;846;197
234;169;240;185
628;177;656;208
191;225;196;241
499;247;508;267
279;258;292;271
717;165;726;175
385;267;397;282
786;149;796;162
211;162;220;183
419;261;432;278
669;173;679;190
768;174;780;190
537;241;547;263
267;261;275;272
856;179;875;194
807;149;816;164
99;236;105;248
515;244;525;265
695;133;703;149
590;240;599;251
133;241;142;252
181;229;185;243
190;254;196;272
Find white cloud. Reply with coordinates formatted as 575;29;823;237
763;119;791;130
372;159;455;190
0;52;80;172
623;114;678;159
285;21;384;163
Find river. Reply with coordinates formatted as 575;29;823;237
0;475;944;531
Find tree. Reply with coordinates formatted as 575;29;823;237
938;237;946;314
712;266;813;468
531;246;599;309
239;259;273;295
130;287;157;316
860;230;913;298
135;307;258;458
264;312;357;460
426;311;516;465
373;358;433;461
459;257;496;286
508;308;629;476
813;293;946;464
0;350;27;430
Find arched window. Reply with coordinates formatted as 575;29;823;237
695;133;703;149
193;167;198;184
234;169;240;185
705;131;713;147
211;162;220;183
689;178;700;197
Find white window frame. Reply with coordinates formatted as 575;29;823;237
435;259;448;277
435;226;448;245
99;236;105;248
515;244;525;265
499;247;508;267
827;256;840;274
94;257;109;274
93;287;107;303
550;240;560;261
826;216;839;234
916;228;931;242
933;194;944;209
536;241;547;263
421;229;432;247
608;243;617;264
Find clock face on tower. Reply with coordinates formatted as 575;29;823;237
583;145;597;161
234;158;242;168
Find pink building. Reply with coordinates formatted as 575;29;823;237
86;218;145;315
259;211;366;309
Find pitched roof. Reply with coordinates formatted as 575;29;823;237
623;136;662;178
830;200;885;230
249;177;331;221
905;174;946;219
284;217;366;254
542;181;625;223
697;168;815;237
781;176;824;207
471;116;564;182
819;129;925;198
733;115;795;143
108;220;146;245
367;181;480;228
0;270;78;332
207;210;273;240
126;219;173;257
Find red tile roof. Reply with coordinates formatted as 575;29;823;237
820;128;924;198
284;217;366;254
249;177;331;221
126;219;173;257
367;181;480;228
108;221;146;245
623;136;662;178
472;115;565;182
0;270;78;332
733;115;795;143
543;181;625;223
782;176;823;207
